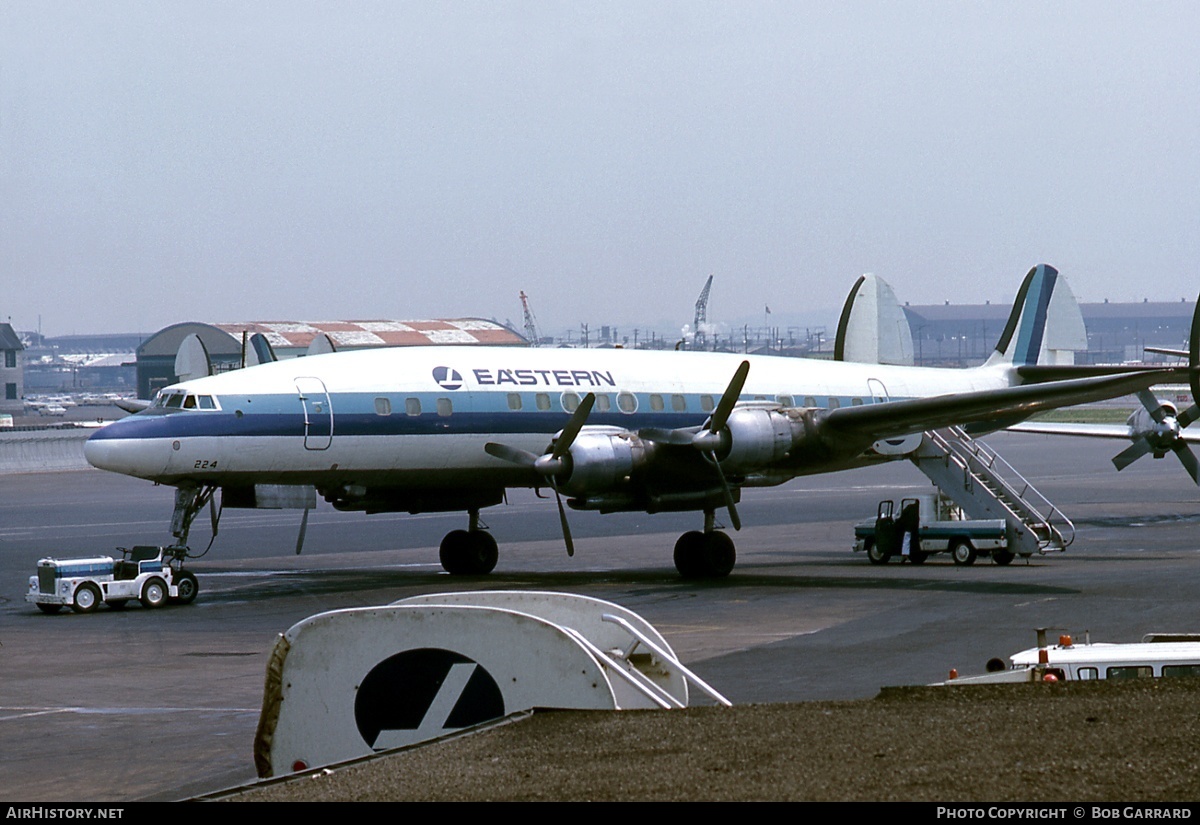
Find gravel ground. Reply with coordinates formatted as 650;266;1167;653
209;679;1200;802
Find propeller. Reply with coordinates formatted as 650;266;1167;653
1113;306;1200;484
640;360;750;529
485;392;596;556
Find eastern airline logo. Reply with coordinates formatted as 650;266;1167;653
432;366;464;390
354;648;504;750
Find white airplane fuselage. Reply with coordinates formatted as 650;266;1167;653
84;345;1014;493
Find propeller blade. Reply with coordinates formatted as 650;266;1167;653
1189;290;1200;402
1113;438;1154;471
1173;443;1200;485
1136;390;1171;424
295;506;309;555
552;393;596;460
709;361;751;433
549;477;575;556
1178;404;1200;430
708;452;741;531
484;442;540;467
638;426;700;446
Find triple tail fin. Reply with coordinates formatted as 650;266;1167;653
986;264;1087;367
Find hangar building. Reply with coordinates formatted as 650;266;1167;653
135;319;527;399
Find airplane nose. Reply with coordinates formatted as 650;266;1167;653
85;420;172;479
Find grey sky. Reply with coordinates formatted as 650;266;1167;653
3;2;1197;337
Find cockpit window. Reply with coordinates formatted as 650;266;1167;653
147;391;219;414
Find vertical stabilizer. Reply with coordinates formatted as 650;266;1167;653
174;334;212;383
987;265;1087;367
834;273;915;365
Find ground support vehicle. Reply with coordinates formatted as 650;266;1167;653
936;629;1200;684
26;545;198;614
853;492;1010;565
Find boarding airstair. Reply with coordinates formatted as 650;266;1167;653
910;426;1075;558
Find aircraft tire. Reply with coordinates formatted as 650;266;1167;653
993;550;1015;566
440;530;498;575
865;539;890;565
172;571;199;605
951;540;977;566
140;577;168;609
72;582;101;614
673;531;706;578
700;531;736;578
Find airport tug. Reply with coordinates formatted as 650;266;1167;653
26;545;198;614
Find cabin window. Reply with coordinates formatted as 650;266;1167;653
374;397;392;416
1077;667;1099;681
507;393;522;411
700;395;715;412
1106;666;1153;680
1162;664;1200;677
778;396;794;408
851;397;864;406
753;395;766;401
561;392;581;412
535;393;551;411
594;394;611;412
437;398;453;417
671;394;687;412
650;394;665;412
804;396;816;408
405;397;422;416
617;392;637;413
827;397;840;410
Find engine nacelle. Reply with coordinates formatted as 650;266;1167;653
560;430;650;497
721;408;801;472
1128;402;1180;453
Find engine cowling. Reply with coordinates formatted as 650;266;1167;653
559;430;650;496
1128;402;1181;453
720;408;800;472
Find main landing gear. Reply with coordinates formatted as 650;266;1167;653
673;510;736;579
439;509;498;575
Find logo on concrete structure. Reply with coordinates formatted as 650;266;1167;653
354;648;504;750
432;367;464;390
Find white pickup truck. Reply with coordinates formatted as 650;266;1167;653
26;545;198;614
853;493;1012;566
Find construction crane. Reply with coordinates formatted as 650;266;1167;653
693;275;713;350
519;291;542;347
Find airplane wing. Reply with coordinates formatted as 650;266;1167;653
820;368;1190;441
1006;422;1137;440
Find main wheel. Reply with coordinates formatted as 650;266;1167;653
439;530;498;575
993;550;1015;566
674;531;707;578
172;571;199;605
866;538;891;565
72;582;101;614
140;577;168;609
700;531;736;578
951;540;977;566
